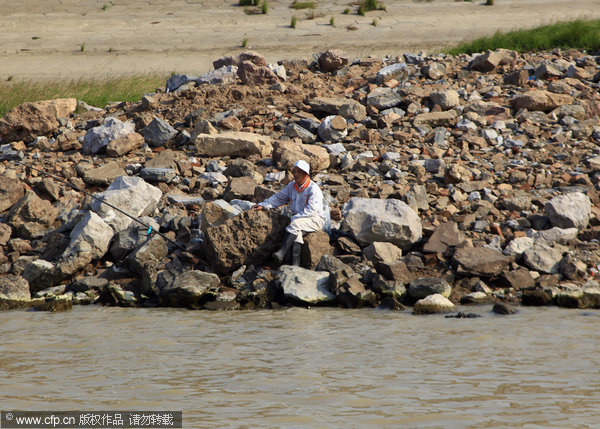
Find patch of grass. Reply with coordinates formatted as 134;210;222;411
291;16;297;29
80;43;86;52
290;1;316;9
261;0;268;14
238;0;254;5
330;16;335;26
446;19;600;55
0;74;167;118
485;0;494;4
242;37;249;48
372;18;378;26
343;8;350;14
358;0;385;14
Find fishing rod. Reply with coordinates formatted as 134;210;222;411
13;160;185;250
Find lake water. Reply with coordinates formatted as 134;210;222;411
1;305;599;428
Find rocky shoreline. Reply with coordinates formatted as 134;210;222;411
1;48;600;314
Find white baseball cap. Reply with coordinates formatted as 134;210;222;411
294;160;310;174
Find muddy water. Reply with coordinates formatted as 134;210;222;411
1;306;599;428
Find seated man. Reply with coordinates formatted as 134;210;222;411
252;160;325;266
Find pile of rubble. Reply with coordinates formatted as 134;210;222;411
1;47;600;313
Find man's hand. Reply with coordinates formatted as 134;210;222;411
251;204;264;211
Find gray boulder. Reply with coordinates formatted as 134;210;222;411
21;260;55;294
376;62;409;84
197;65;239;85
64;211;114;259
91;176;162;232
109;217;160;260
309;97;367;122
139;167;177;183
166;74;197;92
341;198;422;249
523;243;563;274
423;221;465;253
127;235;168;295
0;275;31;309
545;192;592;229
286;123;317;144
362;242;403;264
408;277;452;300
277;265;334;304
83;117;135;155
318;115;347;142
140;117;177;148
156;268;220;307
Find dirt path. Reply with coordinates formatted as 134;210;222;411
1;0;599;81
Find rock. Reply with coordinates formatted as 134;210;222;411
127;235;168;295
166;74;196;92
6;191;59;239
0;223;11;246
106;132;145;157
156;268;220;307
522;288;553;306
64;211;114;260
460;291;492;305
493;302;517;315
139;167;177;183
203;209;289;274
413;293;455;314
503;236;535;257
408;277;452;299
194;131;272;157
21;259;56;294
318;115;347;142
237;61;279;85
318;49;348;73
413;110;458;127
0;176;25;213
197;65;239;85
90;176;162;232
423;221;465;253
560;254;587;280
470;49;516;72
238;50;268;66
33;296;73;312
277;265;334;304
421;62;447;80
509;90;574;113
272;140;330;173
523;243;563;274
82;117;136;155
404;184;429;212
301;230;332;269
545;192;591;230
377;62;409;83
139;117;177;147
452;247;512;277
341;198;422;249
200;200;240;232
224;177;257;202
0;274;31;309
535;63;563;80
533;227;578;245
109;217;160;260
362;242;402;264
0;98;76;142
429;89;460;110
286;123;317;144
366;87;402;110
501;267;535;289
83;161;126;186
335;275;376;308
504;69;529;86
309;97;367;122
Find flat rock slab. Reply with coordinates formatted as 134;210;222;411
194;131;272;157
453;247;513;277
277;265;334;304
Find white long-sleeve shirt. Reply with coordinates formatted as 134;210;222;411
259;178;325;221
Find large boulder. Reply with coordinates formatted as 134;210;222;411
413;294;456;314
0;274;31;309
194;131;273;157
156;268;220;307
301;231;333;269
6;191;59;239
0;176;25;213
341;198;422;249
272;140;330;172
366;87;402;110
0;98;77;142
523;243;563;274
545;192;591;230
203;209;289;274
64;211;114;260
423;221;465;253
469;49;516;73
82;117;136;155
21;259;56;294
408;277;452;300
200;200;240;232
237;61;279;85
127;235;169;295
277;265;334;304
318;49;348;73
362;242;403;264
109;217;160;260
309;97;366;122
90;176;162;232
509;90;574;113
452;247;512;277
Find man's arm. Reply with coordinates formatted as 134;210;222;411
252;183;292;210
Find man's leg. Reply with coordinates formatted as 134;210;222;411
285;216;325;245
